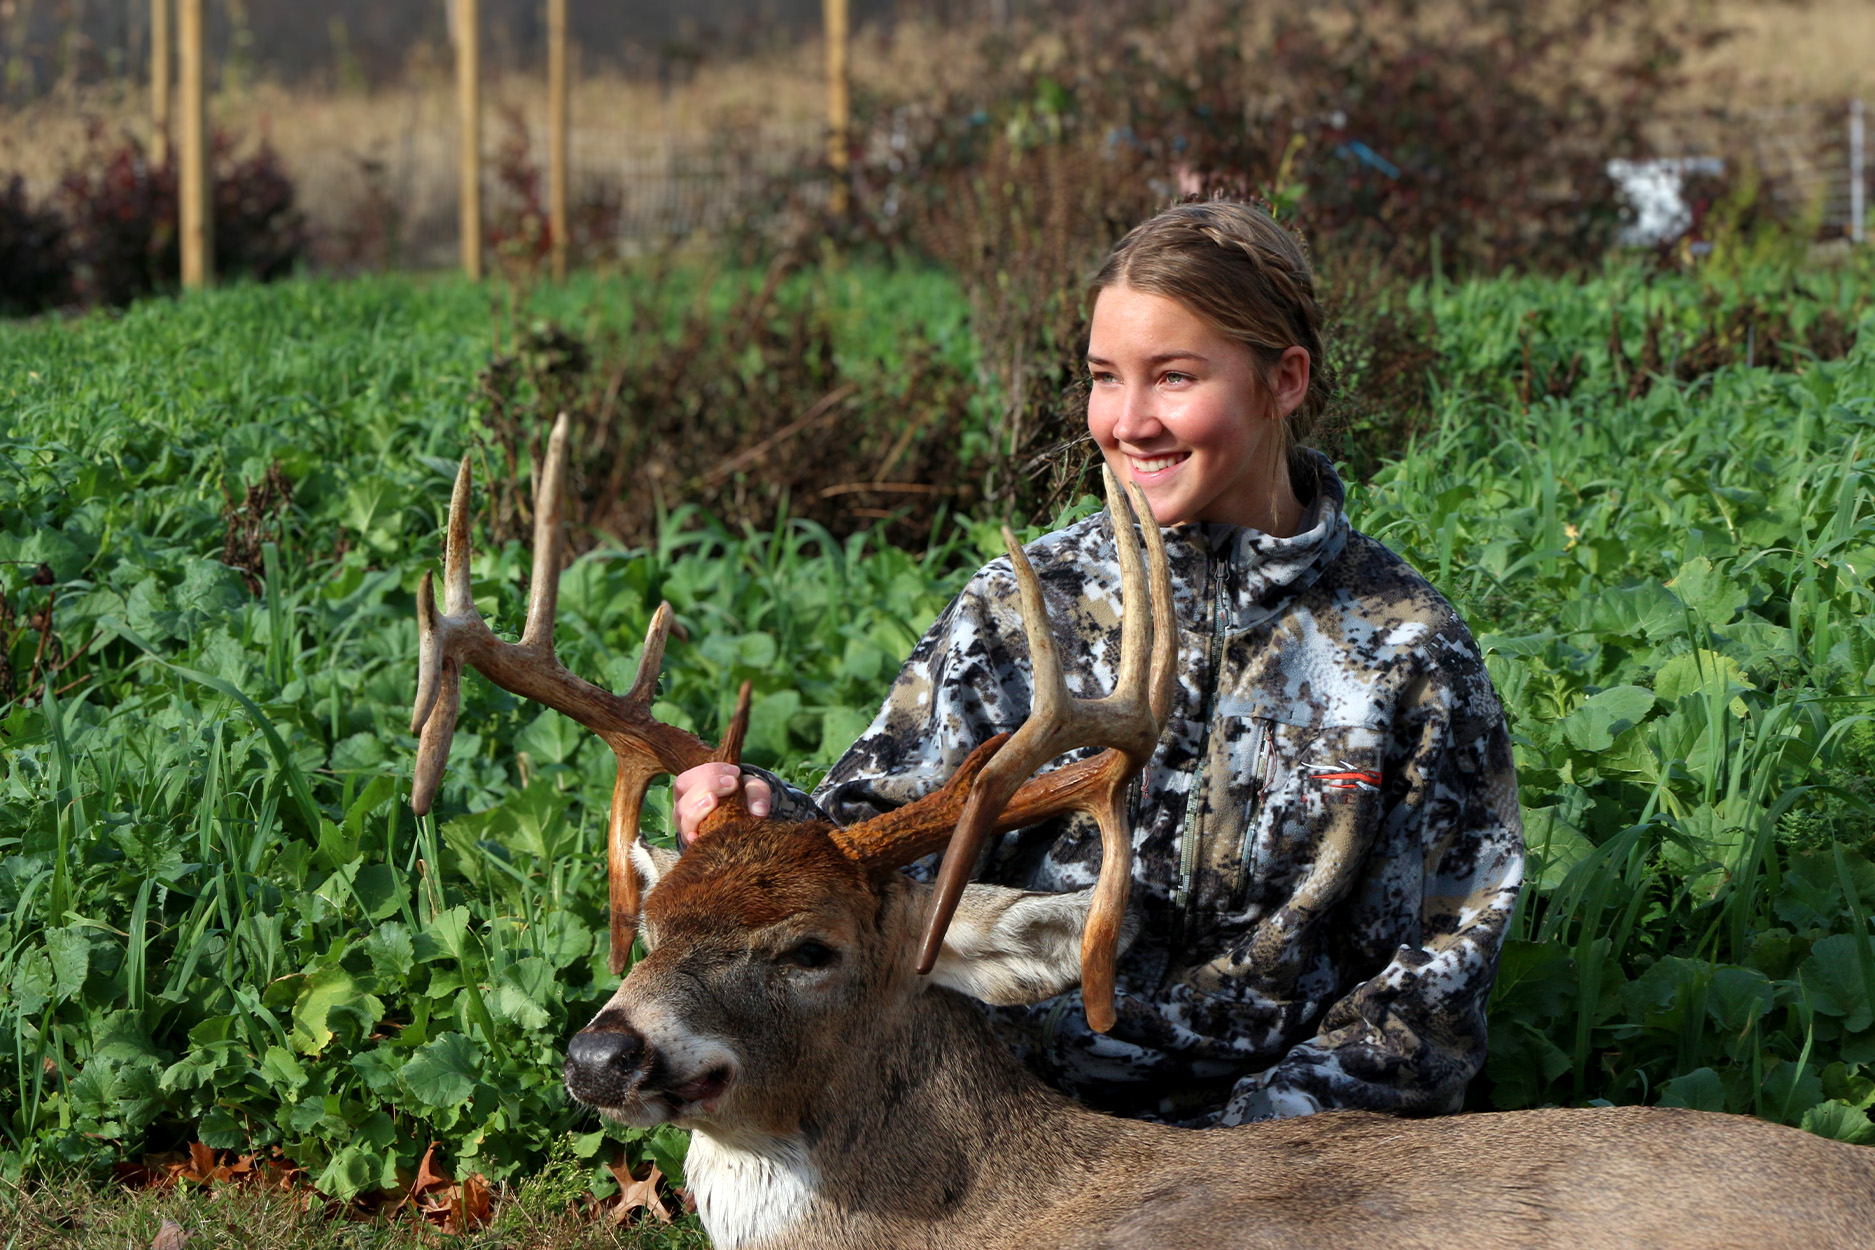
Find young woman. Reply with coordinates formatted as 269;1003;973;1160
670;200;1523;1126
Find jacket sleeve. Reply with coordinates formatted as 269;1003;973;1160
1217;652;1525;1124
746;565;1035;831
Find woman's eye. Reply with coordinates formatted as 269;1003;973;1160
780;940;839;969
1161;371;1192;385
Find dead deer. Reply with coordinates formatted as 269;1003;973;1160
412;415;1875;1250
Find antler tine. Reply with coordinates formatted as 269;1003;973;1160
443;453;476;616
411;453;484;815
913;475;1171;1002
520;414;571;652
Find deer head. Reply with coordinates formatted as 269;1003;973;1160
409;414;1174;1130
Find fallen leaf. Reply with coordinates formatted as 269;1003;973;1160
186;1141;216;1183
150;1218;190;1250
444;1173;492;1234
607;1161;671;1226
413;1142;452;1198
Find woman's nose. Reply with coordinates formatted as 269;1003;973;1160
1111;385;1163;444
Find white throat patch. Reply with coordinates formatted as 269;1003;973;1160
686;1130;817;1249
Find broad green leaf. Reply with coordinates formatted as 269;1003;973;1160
1800;1100;1875;1145
748;689;803;761
401;1031;481;1107
1521;807;1594;890
290;966;386;1056
1666;558;1747;628
1706;966;1774;1036
1802;934;1875;1031
260;1045;309;1096
352;864;408;923
1652;649;1752;717
365;921;417;982
44;925;90;1001
1658;1066;1726;1112
415;905;473;964
515;708;585;767
1561;685;1655;753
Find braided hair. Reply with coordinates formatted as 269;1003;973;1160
1091;200;1332;504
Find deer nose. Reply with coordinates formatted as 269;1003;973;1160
563;1023;648;1105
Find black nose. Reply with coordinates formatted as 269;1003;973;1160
564;1024;648;1106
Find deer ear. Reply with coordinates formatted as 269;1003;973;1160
926;884;1135;1007
630;839;681;895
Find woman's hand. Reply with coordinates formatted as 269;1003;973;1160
672;763;772;846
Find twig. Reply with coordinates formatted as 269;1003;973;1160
703;384;858;486
817;481;949;499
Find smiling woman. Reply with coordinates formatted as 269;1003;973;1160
676;198;1524;1129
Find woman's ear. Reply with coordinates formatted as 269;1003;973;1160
1269;345;1312;420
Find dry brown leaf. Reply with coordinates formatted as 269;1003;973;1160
412;1142;452;1199
606;1161;672;1226
444;1173;492;1234
150;1218;190;1250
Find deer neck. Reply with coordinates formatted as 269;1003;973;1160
685;987;1115;1250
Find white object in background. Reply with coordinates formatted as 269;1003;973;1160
1606;157;1725;246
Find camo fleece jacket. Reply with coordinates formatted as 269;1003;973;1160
756;455;1523;1126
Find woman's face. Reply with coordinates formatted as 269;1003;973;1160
1086;284;1308;531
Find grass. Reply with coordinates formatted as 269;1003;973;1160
0;1166;711;1250
1;250;1873;1242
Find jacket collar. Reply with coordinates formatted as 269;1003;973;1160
1105;451;1350;634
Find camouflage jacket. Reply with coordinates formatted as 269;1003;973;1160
759;457;1523;1125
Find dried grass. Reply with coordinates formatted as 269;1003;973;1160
0;1171;708;1250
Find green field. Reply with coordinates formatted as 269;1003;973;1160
2;258;1874;1235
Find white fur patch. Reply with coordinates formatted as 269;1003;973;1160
686;1130;817;1250
927;884;1100;1006
631;839;680;894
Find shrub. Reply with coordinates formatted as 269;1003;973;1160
0;174;72;317
57;129;306;306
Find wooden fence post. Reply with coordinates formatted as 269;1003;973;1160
178;0;210;288
151;0;170;166
457;0;483;280
548;0;568;282
824;0;849;218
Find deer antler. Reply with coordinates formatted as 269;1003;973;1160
832;468;1175;1032
409;413;719;972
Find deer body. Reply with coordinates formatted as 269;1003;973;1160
579;826;1875;1250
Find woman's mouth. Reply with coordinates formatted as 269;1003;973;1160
1128;452;1189;478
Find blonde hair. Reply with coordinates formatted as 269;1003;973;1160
1091;200;1331;500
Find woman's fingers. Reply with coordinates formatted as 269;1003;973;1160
674;763;771;844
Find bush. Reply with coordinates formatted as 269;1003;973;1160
55;129;306;307
0;174;72;316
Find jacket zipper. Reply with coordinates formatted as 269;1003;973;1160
1172;547;1229;942
1230;721;1276;913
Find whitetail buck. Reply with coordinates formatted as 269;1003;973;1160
412;416;1875;1250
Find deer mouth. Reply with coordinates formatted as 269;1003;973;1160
664;1063;734;1114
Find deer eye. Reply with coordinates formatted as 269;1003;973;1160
779;940;839;970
